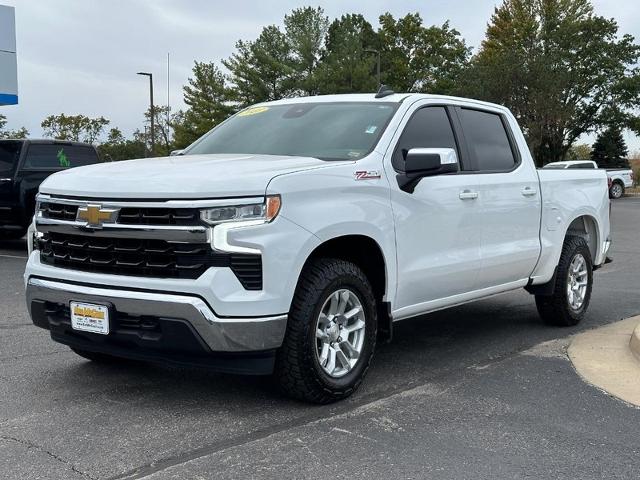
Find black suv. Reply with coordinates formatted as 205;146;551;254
0;139;103;240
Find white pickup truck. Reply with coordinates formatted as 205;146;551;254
25;93;611;403
543;160;634;199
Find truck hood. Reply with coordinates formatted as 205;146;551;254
39;153;340;199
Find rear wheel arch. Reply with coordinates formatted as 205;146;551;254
566;215;599;262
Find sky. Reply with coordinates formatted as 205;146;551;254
1;0;639;151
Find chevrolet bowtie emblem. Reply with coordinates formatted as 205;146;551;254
76;204;119;228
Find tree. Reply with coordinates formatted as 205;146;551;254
284;6;329;95
566;143;592;160
41;114;109;144
173;62;234;148
318;14;379;94
462;0;640;166
223;26;294;106
96;127;145;161
591;127;629;167
0;113;29;139
143;105;176;156
377;13;470;94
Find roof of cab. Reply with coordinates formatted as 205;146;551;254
254;92;511;113
0;139;95;147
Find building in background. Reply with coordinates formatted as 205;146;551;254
0;4;18;105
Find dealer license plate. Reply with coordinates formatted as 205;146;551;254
70;302;109;335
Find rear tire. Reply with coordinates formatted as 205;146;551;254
70;347;128;364
275;258;377;404
609;181;624;199
535;236;593;326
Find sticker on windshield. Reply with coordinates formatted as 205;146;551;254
365;125;378;134
238;106;269;117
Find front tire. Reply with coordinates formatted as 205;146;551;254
535;236;593;326
275;258;377;403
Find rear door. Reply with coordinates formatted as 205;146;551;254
454;107;541;288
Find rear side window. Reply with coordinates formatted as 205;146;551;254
568;163;595;169
458;109;516;172
22;144;99;170
393;106;459;170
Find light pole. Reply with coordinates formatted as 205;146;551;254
137;72;154;156
364;49;381;88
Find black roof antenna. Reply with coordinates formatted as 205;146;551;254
375;84;395;99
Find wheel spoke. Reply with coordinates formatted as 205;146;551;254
346;318;365;334
328;292;340;316
340;340;360;359
326;347;336;373
335;348;351;371
344;306;362;320
319;342;329;365
337;291;349;315
316;328;327;340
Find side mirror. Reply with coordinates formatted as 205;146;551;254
398;148;459;193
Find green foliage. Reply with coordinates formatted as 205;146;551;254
284;6;330;95
591;127;630;168
41;113;109;144
0;113;29;139
566;143;592;160
318;14;379;94
143;105;177;156
96;127;145;162
462;0;640;166
223;26;294;106
172;62;234;148
378;13;470;93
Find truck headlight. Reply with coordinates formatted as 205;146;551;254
200;195;281;225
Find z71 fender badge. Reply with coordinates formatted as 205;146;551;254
354;170;381;180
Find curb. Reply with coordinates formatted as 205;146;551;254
630;323;640;362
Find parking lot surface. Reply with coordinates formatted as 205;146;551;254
2;197;640;480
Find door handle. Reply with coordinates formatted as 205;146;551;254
521;187;537;197
459;190;478;200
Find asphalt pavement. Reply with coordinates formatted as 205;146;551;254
1;197;639;480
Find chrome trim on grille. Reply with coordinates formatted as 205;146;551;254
36;194;265;209
36;215;209;243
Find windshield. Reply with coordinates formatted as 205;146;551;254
186;102;398;161
0;141;22;177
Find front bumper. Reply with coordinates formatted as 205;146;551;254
26;277;288;373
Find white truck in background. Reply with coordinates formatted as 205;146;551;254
25;93;611;403
543;160;634;199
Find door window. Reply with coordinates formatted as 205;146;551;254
568;163;595;169
0;141;22;176
392;107;459;170
22;144;100;170
458;108;517;172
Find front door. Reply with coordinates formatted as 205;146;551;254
387;105;483;319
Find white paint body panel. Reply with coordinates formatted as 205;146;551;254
607;170;634;188
25;93;611;335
